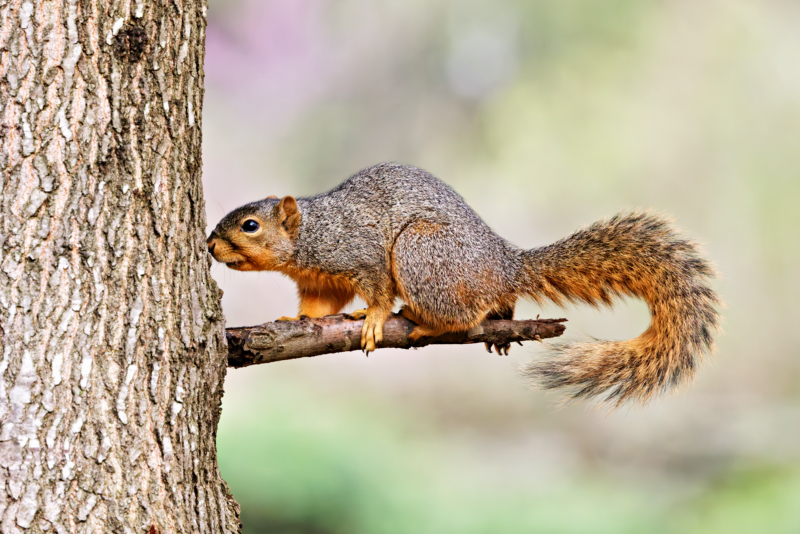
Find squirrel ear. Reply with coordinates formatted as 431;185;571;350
265;195;278;200
277;196;301;236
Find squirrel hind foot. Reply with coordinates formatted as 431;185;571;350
407;324;454;341
485;342;511;356
401;305;476;341
403;305;510;354
345;309;368;320
483;307;515;356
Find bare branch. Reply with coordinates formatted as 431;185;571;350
225;314;567;368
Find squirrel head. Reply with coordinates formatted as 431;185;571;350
207;195;301;271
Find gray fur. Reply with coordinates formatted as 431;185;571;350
291;163;523;307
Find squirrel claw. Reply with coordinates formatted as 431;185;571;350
483;342;510;354
484;342;511;356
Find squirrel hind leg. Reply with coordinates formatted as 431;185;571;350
392;221;513;342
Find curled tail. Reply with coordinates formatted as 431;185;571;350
520;211;720;405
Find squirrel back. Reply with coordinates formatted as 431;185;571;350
208;163;720;405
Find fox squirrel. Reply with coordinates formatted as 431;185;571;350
208;163;720;405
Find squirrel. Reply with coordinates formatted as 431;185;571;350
207;163;720;405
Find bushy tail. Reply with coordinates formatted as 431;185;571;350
520;211;720;406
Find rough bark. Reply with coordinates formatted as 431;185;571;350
226;315;567;368
0;0;239;532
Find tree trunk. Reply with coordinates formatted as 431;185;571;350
0;0;240;532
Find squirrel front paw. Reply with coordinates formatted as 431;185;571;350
360;308;391;355
276;315;300;322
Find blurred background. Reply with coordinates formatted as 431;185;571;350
201;0;800;532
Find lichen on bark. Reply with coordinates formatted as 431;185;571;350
0;0;240;531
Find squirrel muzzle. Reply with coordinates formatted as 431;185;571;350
206;233;252;270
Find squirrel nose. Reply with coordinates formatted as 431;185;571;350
207;239;216;254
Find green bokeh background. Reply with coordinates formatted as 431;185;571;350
202;1;800;532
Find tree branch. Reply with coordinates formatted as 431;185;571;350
225;314;567;368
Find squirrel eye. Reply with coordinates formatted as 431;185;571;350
241;219;260;233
